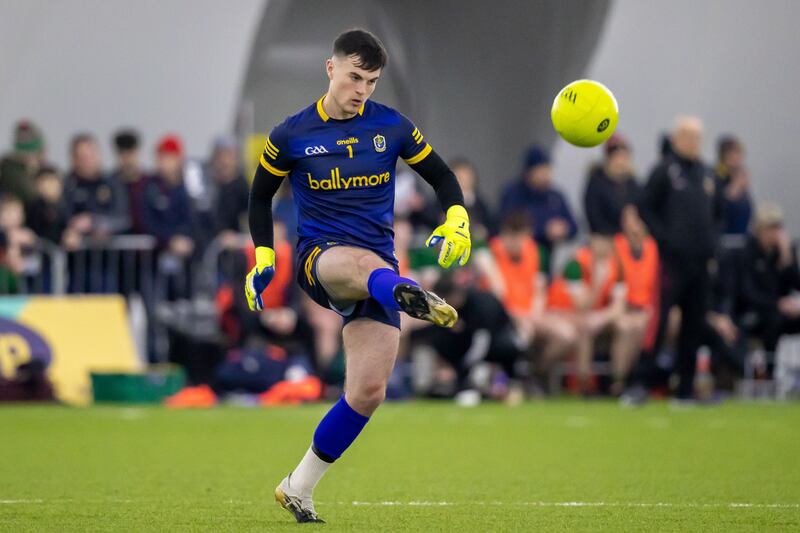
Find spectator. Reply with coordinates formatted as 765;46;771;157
612;206;659;395
111;129;149;234
206;136;249;249
63;133;130;249
412;272;525;405
478;212;577;369
26;166;68;245
737;203;800;376
0;121;46;206
449;157;494;241
715;135;752;235
584;133;641;235
500;144;577;254
547;233;625;394
143;135;194;257
0;196;37;290
641;116;723;401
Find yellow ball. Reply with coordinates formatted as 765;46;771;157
551;79;619;147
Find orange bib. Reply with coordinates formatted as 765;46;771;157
489;236;540;315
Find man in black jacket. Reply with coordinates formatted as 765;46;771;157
641;116;724;400
737;203;800;376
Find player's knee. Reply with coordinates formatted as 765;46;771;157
347;381;387;414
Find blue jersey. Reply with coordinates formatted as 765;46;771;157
259;96;432;265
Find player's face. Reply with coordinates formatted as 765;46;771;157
326;54;381;116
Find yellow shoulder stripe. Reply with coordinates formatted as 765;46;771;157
403;143;432;165
266;137;279;154
260;154;290;176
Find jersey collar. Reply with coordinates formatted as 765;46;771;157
316;94;365;122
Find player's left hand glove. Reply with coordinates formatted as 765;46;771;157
245;246;275;311
426;205;471;268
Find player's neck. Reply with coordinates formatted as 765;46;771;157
322;93;357;120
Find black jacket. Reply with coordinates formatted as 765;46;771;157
641;154;723;261
736;235;800;316
583;165;641;235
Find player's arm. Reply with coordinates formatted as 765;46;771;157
400;121;470;268
245;130;292;311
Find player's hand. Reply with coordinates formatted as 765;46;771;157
426;205;471;268
244;246;275;311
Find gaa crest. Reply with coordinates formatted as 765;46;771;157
373;134;386;153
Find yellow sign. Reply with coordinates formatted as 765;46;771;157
0;295;140;405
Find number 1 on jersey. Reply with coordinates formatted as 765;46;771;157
346;145;353;158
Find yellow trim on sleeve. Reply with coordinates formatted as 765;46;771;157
316;95;329;122
265;146;278;159
266;137;279;154
259;154;290;176
403;143;433;165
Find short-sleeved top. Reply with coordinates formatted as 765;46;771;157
258;95;432;265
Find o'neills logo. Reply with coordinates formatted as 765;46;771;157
307;167;390;190
336;137;359;146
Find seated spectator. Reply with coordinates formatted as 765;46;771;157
412;272;525;405
584;134;641;235
111;129;149;234
0;121;46;206
612;206;659;395
715;135;751;235
449;157;494;241
500;145;577;258
737;203;800;376
477;212;577;370
26;167;68;245
547;233;625;393
63;133;130;249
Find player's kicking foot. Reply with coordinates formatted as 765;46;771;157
275;475;325;523
393;283;457;327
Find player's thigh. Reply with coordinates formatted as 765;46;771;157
342;318;400;395
316;246;392;303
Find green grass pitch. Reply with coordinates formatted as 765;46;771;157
2;400;799;532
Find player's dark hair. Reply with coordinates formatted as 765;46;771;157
333;29;387;71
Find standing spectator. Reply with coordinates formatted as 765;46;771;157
206;136;249;248
111;129;149;234
63;133;130;247
143;135;195;256
583;134;641;235
0;121;46;206
26;167;68;245
500;144;577;254
737;203;800;377
715;135;752;236
449;158;494;241
641;116;723;401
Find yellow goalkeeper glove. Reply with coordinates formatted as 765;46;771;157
244;246;275;311
425;205;471;268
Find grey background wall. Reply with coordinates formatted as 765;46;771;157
553;0;800;233
0;0;265;167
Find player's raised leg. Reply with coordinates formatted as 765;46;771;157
317;246;458;327
275;317;399;522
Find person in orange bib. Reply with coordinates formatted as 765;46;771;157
546;233;625;393
477;213;578;385
611;206;660;395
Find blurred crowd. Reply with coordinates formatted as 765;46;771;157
1;116;797;406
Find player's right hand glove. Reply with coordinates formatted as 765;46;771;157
244;246;275;311
426;204;471;268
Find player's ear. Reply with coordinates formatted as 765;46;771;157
325;58;335;81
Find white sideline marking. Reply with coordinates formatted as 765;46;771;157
0;500;43;504
345;501;800;509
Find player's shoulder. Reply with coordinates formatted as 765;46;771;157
362;100;410;128
271;101;319;137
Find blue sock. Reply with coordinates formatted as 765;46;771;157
312;396;370;462
367;268;418;311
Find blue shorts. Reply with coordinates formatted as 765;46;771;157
296;240;401;329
